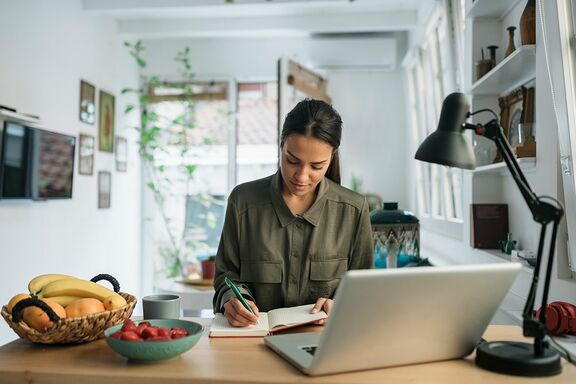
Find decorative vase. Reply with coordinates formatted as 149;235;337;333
475;59;492;80
370;202;420;268
520;0;536;45
487;45;498;68
505;26;517;57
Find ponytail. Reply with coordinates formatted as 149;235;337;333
325;150;341;185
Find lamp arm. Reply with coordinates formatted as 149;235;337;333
466;118;564;355
470;119;538;204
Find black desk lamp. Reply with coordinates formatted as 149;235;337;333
415;92;564;377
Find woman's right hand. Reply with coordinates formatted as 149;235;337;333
223;297;260;327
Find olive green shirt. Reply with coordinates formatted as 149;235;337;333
213;171;373;313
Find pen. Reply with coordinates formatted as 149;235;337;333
224;276;255;315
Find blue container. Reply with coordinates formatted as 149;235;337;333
370;202;420;268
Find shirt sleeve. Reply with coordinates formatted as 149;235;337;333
348;197;374;270
212;193;256;313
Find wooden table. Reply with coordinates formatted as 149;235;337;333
0;320;574;384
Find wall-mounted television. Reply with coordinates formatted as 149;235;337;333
0;113;76;200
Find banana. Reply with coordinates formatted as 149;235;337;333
47;295;83;307
39;278;117;301
28;273;77;295
103;294;127;310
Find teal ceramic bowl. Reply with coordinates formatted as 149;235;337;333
104;319;203;361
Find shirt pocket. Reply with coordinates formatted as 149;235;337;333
310;258;348;281
240;261;283;283
308;257;347;300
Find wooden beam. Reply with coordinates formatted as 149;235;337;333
148;81;228;102
286;60;331;103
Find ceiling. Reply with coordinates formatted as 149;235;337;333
82;0;437;39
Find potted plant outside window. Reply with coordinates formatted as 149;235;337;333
201;255;216;280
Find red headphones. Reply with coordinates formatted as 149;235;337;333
534;301;576;336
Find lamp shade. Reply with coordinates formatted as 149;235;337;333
414;92;476;170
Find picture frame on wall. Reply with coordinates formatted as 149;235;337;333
498;87;525;147
79;80;96;125
115;136;128;172
78;134;95;175
98;90;115;152
98;171;111;209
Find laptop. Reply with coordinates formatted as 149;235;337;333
264;263;522;376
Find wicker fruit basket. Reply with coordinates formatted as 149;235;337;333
2;274;137;345
1;292;136;344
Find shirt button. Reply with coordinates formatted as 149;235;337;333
293;252;299;258
296;223;303;229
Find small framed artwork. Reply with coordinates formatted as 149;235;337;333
78;134;95;175
98;90;115;153
115;137;128;172
79;80;96;125
498;87;525;146
98;171;111;209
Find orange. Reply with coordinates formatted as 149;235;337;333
65;298;105;318
6;293;31;314
22;298;66;332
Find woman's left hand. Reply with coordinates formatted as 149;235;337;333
310;297;333;325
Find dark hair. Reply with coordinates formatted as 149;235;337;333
280;99;342;184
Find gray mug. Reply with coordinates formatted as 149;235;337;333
142;294;181;319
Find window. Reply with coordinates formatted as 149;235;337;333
403;1;465;237
146;83;229;270
236;82;278;184
145;80;279;277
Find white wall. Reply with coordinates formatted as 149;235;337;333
328;71;407;206
0;1;142;345
141;37;407;204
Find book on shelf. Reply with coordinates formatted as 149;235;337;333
470;203;509;249
209;304;327;337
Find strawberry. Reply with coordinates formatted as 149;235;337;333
120;319;137;333
120;331;143;342
109;331;123;340
142;327;159;339
138;321;151;328
157;327;171;337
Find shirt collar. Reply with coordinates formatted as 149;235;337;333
270;170;329;227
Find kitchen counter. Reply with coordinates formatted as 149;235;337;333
0;319;575;384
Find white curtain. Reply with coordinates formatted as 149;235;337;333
539;0;576;271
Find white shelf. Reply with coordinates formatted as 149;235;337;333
466;0;521;18
476;249;534;273
470;157;536;175
469;45;536;96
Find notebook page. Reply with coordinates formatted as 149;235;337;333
267;304;327;330
209;313;270;337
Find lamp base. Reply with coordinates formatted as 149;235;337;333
475;341;561;377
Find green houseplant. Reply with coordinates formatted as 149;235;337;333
122;41;222;278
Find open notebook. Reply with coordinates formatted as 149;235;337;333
209;304;327;337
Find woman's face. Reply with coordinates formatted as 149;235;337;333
280;134;334;197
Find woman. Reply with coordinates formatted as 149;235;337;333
213;99;373;327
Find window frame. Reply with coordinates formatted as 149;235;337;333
403;1;465;239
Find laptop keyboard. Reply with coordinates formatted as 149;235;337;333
300;345;318;355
